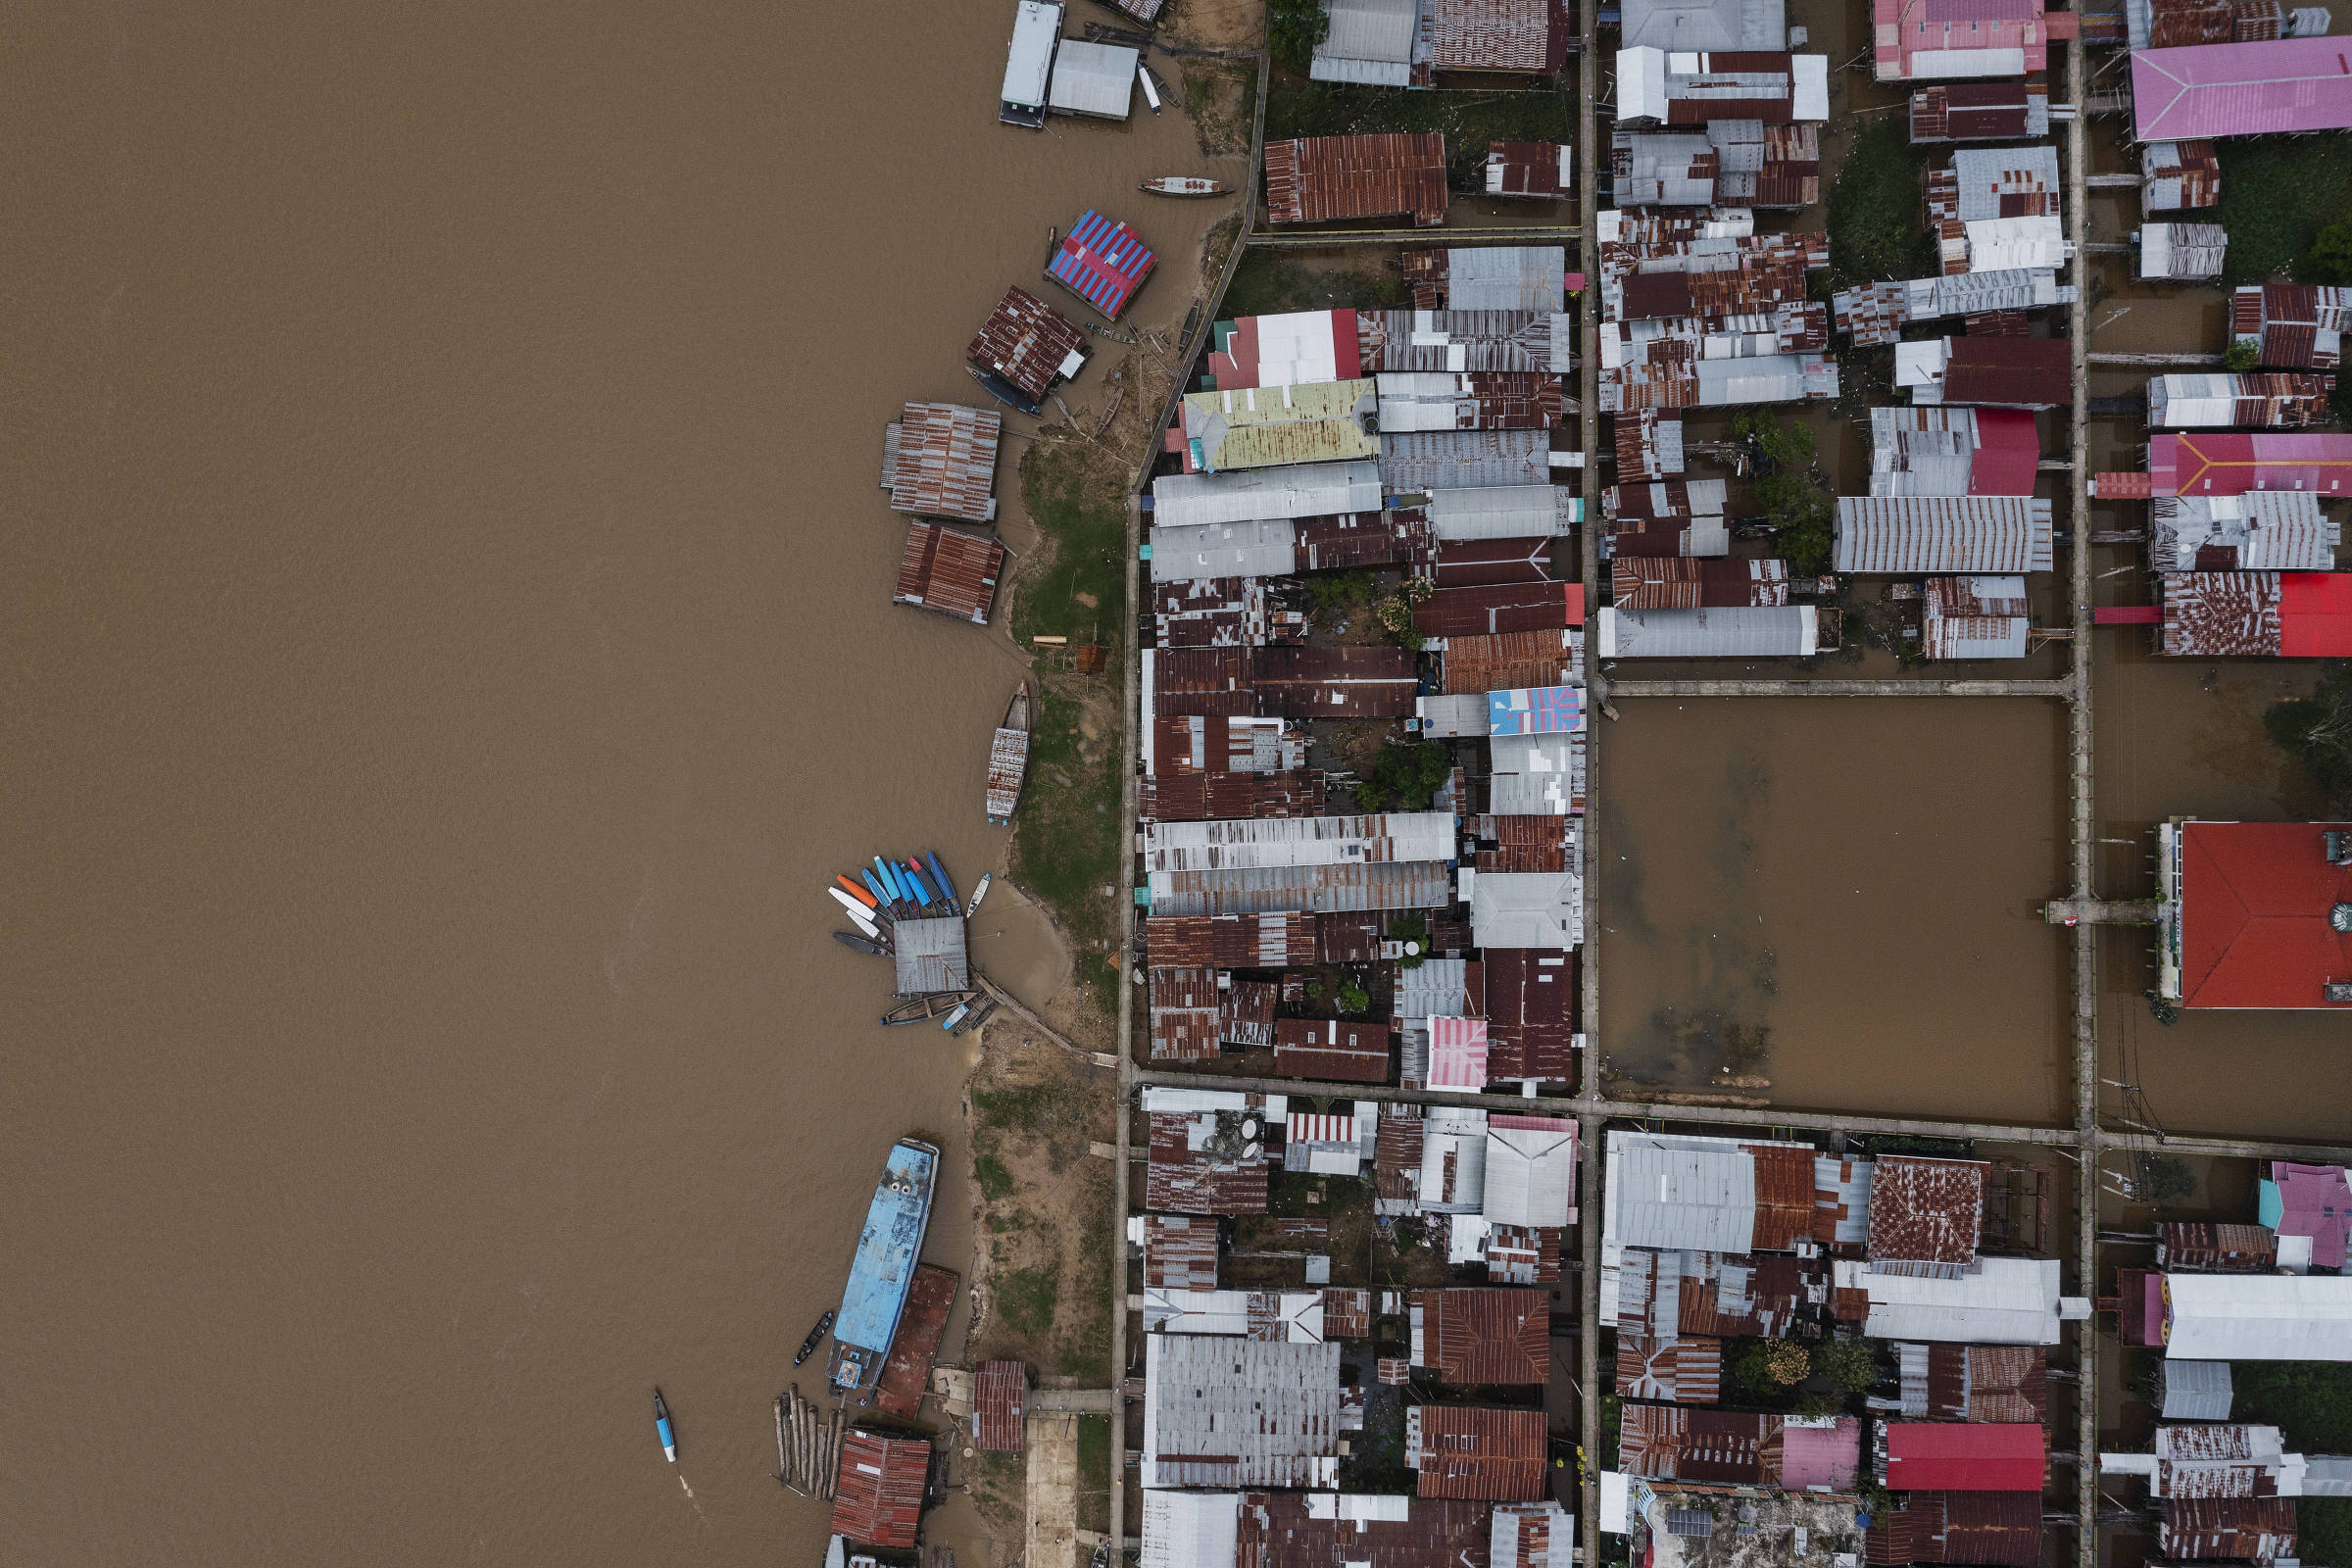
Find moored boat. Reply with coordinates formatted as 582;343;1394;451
881;991;975;1026
828;1138;941;1395
952;999;998;1036
795;1308;835;1367
1138;62;1164;113
834;930;891;957
925;852;957;909
1140;175;1229;197
965;872;993;918
654;1388;677;1462
939;1002;971;1032
986;684;1033;826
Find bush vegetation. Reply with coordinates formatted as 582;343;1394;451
2265;662;2352;812
1826;121;1928;289
2235;1359;2352;1452
1812;1336;1882;1397
1225;252;1407;318
1355;740;1453;811
2211;134;2352;284
1268;0;1328;71
1733;409;1836;573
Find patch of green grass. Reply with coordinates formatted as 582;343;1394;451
973;1081;1070;1133
1056;1185;1116;1380
1010;680;1121;951
1826;120;1930;290
2304;1498;2352;1568
1076;1415;1113;1533
1183;61;1256;157
1265;76;1576;191
1224;252;1407;318
996;1263;1061;1342
2213;133;2352;285
976;1151;1016;1201
1014;444;1125;655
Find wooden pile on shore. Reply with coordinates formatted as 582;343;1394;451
776;1385;849;1497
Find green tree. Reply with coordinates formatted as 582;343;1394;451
1338;982;1370;1014
1812;1336;1881;1397
1827;121;1928;288
2306;220;2352;284
2135;1152;2197;1205
2223;338;2262;372
1268;0;1330;71
2236;1360;2352;1451
1355;740;1453;811
2265;662;2352;811
1735;410;1837;573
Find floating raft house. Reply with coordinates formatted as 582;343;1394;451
894;916;971;996
1048;210;1156;321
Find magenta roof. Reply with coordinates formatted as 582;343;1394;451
1969;409;2042;497
2132;39;2352;141
1782;1417;1862;1491
1429;1015;1490;1090
2151;432;2352;496
2273;1161;2352;1269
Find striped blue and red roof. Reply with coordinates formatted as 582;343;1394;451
1048;210;1156;320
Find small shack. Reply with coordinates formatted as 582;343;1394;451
968;286;1089;414
894;916;970;996
974;1360;1028;1451
1049;39;1138;120
895;522;1006;625
830;1428;930;1550
881;402;1002;524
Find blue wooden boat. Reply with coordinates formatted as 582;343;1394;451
926;852;957;909
654;1388;677;1462
903;860;938;908
828;1138;940;1395
859;868;894;911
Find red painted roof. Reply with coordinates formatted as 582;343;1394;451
1885;1422;2047;1492
2179;820;2352;1008
2133;38;2352;141
2281;572;2352;656
1968;409;2042;497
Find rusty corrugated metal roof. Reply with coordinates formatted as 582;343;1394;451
1152;966;1224;1061
1145;1214;1222;1291
1273;1018;1395;1082
1868;1155;1987;1267
1615;1334;1724;1402
1147;1108;1272;1214
1434;0;1563;70
2161;570;2282;656
1440;628;1582;693
885;402;1002;523
1145;911;1319;968
895;522;1005;624
968;286;1088;402
1235;1491;1496;1568
1408;1404;1547;1498
830;1428;930;1549
1266;134;1449;226
974;1360;1027;1452
1481;948;1577;1081
1415;1288;1548;1383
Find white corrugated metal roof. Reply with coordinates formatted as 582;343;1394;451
1143;1490;1242;1568
1621;0;1785;50
1142;1334;1343;1490
1603;1130;1757;1251
1844;1255;2062;1345
1311;0;1425;83
2159;1359;2234;1421
1151;461;1384;527
1448;247;1568;312
1428;485;1580;538
1143;811;1455;871
1417;692;1490;738
1419;1113;1492;1212
2164;1273;2352;1361
1050;39;1138;118
1594;605;1818;658
1484;1122;1578;1226
1488;732;1582;815
1149;519;1298;583
1468;868;1584;949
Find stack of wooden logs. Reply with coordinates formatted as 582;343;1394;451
775;1386;848;1497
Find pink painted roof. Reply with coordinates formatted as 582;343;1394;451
1874;0;2049;80
2275;1162;2352;1268
1429;1015;1491;1089
1782;1417;1862;1491
2150;432;2352;496
2132;39;2352;141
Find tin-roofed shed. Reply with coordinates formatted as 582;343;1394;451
969;286;1089;412
1412;1288;1550;1383
830;1428;930;1549
1484;1114;1577;1227
894;916;969;996
1265;133;1449;227
883;402;1002;523
895;522;1006;624
1834;497;2055;573
1050;39;1138;119
1049;210;1157;320
975;1360;1028;1451
1151;461;1386;527
1407;1404;1547;1498
1143;1334;1344;1489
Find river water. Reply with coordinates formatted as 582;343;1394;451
4;6;1229;1561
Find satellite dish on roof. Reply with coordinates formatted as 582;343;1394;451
1241;1115;1263;1141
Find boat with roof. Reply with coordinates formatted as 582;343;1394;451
828;1137;941;1395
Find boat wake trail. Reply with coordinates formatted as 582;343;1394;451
677;1472;710;1526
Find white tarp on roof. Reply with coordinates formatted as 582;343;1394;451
1841;1255;2062;1345
2164;1273;2352;1361
1250;311;1350;387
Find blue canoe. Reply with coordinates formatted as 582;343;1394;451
828;1138;941;1395
903;860;938;909
874;858;906;910
925;852;957;909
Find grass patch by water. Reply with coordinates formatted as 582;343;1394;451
1826;120;1930;291
2213;133;2352;285
996;1262;1060;1342
1224;250;1408;318
1265;76;1574;190
1077;1416;1113;1533
1015;442;1125;655
1010;683;1121;963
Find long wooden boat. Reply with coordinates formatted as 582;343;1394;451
880;991;976;1026
794;1308;835;1367
1140;175;1229;197
827;1138;941;1396
986;683;1033;826
833;930;891;957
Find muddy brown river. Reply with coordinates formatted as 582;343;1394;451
3;5;1231;1561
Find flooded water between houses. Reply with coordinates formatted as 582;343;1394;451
1597;699;2073;1125
3;4;1236;1563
